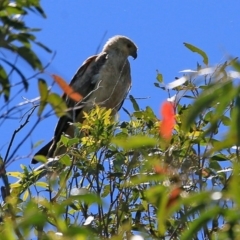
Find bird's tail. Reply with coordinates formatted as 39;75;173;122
31;139;54;164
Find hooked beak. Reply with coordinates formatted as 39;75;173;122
132;51;137;60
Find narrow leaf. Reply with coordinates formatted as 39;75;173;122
112;135;157;150
47;93;67;117
37;78;48;116
156;70;163;83
0;64;10;101
181;207;221;240
229;92;240;146
184;42;208;65
129;95;140;111
232;58;240;73
0;57;28;90
17;46;42;70
34;41;52;53
183;81;233;131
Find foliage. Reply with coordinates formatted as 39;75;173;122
1;1;240;240
0;0;55;165
0;0;51;101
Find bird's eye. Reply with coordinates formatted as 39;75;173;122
127;43;132;48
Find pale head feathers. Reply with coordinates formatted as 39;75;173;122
102;35;138;59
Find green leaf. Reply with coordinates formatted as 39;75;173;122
0;64;10;101
23;190;29;201
60;155;71;166
17;46;42;70
133;111;144;118
210;154;228;162
60;134;70;146
112;135;157;150
20;201;48;228
211;137;235;153
101;185;110;198
34;5;47;18
203;110;213;123
35;181;49;189
181;206;221;240
183;81;235;131
154;83;165;90
228;57;238;66
129;95;140;111
7;32;35;43
47;93;67;117
209;160;222;171
24;28;42;32
156;70;163;83
184;42;208;65
37;78;48;116
1;17;26;30
231;58;240;72
33;140;44;148
122;107;131;117
229;92;240;146
60;135;79;147
67;137;79;146
34;41;52;53
229;162;240;207
145;106;156;119
64;194;101;206
0;57;28;91
0;5;26;16
221;115;231;126
32;155;47;163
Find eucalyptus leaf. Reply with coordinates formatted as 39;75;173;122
47;93;67;117
129;95;140;111
37;78;48;116
184;42;208;65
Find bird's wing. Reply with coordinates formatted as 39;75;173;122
50;52;108;150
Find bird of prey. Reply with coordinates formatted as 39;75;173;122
32;35;137;164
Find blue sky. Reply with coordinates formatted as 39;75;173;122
2;1;240;170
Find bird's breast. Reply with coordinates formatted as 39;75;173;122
83;58;131;113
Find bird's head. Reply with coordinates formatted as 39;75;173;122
103;35;138;59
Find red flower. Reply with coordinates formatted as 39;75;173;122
159;101;175;140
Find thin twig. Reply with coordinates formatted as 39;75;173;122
95;31;107;54
5;106;38;163
51;159;74;202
